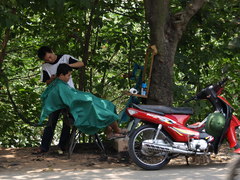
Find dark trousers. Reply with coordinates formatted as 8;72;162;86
40;109;71;152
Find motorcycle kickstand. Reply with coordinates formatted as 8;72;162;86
185;156;190;165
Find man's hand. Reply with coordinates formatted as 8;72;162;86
50;74;56;79
46;75;56;85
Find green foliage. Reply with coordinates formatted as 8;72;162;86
0;0;147;147
0;0;240;147
174;0;240;122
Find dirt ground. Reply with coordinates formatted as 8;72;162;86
0;141;235;173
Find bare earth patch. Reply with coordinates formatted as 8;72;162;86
0;142;235;173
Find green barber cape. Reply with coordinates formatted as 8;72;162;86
40;78;118;135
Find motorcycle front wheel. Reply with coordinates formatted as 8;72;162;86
128;124;171;170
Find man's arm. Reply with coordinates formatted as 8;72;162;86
69;61;84;69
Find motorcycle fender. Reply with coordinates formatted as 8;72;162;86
226;115;240;148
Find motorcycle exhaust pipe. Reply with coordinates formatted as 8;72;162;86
142;142;207;155
170;147;204;155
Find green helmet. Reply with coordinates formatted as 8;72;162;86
205;112;225;137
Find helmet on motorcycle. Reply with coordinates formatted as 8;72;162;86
205;112;225;137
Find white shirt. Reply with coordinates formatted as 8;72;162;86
41;54;78;88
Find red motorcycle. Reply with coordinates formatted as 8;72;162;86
126;78;240;170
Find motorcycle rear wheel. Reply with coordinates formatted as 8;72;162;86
128;124;171;170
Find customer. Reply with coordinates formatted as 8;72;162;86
40;63;127;140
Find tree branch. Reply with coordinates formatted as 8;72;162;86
172;0;206;36
169;0;207;42
8;72;39;81
3;73;36;126
107;9;143;19
110;4;143;11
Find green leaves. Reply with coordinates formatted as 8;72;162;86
0;0;240;147
173;0;240;120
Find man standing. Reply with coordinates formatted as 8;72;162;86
35;46;84;154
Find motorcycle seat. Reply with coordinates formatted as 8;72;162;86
132;104;193;115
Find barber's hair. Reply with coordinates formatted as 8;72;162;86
57;64;72;77
37;46;53;60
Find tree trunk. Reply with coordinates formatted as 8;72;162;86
79;0;99;91
0;28;10;73
144;0;206;106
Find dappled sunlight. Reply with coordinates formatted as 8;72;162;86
0;165;230;180
0;145;132;176
1;154;15;158
0;144;234;179
1;148;19;158
0;168;138;180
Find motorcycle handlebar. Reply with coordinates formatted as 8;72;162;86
184;77;228;103
212;77;228;92
184;96;197;104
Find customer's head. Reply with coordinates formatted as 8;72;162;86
57;64;72;83
37;46;57;63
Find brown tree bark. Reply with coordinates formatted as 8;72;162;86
144;0;206;106
0;28;10;73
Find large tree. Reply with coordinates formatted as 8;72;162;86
0;0;239;147
144;0;206;105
